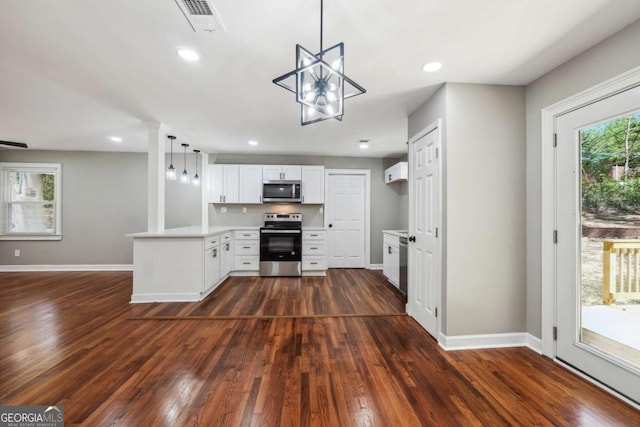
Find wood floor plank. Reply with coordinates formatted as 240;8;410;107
129;269;405;319
1;271;639;426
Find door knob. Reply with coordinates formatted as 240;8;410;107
409;236;416;242
328;224;333;228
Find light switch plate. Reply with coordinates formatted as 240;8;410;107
14;249;20;257
221;207;227;213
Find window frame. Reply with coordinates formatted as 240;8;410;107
0;162;62;241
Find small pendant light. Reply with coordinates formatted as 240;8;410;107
180;143;190;184
192;149;200;187
166;135;177;180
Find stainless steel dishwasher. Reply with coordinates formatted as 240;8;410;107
399;236;408;297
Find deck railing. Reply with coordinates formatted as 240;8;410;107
602;239;640;304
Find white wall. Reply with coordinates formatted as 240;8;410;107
408;83;526;336
525;18;640;338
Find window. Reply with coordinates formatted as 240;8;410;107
0;162;62;240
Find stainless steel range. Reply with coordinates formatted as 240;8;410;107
259;213;302;277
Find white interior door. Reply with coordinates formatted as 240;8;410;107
556;84;640;403
408;124;441;338
325;173;366;268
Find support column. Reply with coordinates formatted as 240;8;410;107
145;121;170;233
200;151;209;233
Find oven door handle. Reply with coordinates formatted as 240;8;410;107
260;229;302;234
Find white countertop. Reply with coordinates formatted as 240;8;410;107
302;226;326;231
128;225;259;238
383;229;408;238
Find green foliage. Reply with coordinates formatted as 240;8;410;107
41;174;55;201
581;114;640;212
583;176;640;212
582;114;640;176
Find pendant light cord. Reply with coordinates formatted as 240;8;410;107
320;0;323;56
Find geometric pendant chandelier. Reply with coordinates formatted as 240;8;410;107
273;0;366;126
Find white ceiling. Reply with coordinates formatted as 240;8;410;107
1;0;639;158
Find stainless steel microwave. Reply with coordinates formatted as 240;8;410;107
262;181;302;203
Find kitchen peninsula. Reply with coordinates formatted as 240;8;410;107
128;224;327;303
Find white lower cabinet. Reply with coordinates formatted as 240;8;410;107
220;232;233;279
383;233;400;287
234;230;259;271
204;242;220;293
302;230;327;275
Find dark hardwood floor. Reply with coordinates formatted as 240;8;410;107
130;269;405;319
1;270;639;426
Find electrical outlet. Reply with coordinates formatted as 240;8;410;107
243;207;247;213
319;207;323;214
14;249;20;257
221;207;227;214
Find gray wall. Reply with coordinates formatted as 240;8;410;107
0;150;405;266
446;83;526;335
165;153;201;229
383;156;409;230
0;150;147;265
525;18;640;338
212;154;407;264
408;83;526;336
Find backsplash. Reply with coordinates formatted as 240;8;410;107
209;204;324;227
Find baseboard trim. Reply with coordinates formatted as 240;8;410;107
367;264;383;270
439;332;543;351
0;264;133;272
229;271;260;277
130;292;201;303
526;333;543;354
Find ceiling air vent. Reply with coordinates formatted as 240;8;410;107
174;0;226;33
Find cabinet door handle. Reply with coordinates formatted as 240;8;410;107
310;234;318;237
243;262;251;265
311;247;318;250
310;262;318;265
213;248;217;257
302;196;304;203
389;173;392;181
243;246;251;249
388;246;392;254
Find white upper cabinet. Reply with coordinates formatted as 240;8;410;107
209;164;323;204
208;164;239;203
282;166;302;180
238;165;263;203
384;161;408;184
263;165;302;181
301;166;325;204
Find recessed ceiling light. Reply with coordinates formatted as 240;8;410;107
109;136;123;143
422;62;442;73
248;140;259;146
358;140;369;149
176;48;200;61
